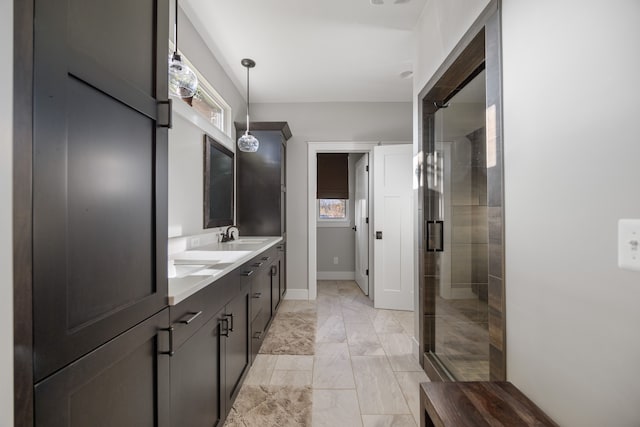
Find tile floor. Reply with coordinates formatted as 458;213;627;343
241;280;430;427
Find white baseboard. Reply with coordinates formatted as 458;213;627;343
412;336;420;360
283;289;309;300
317;271;355;280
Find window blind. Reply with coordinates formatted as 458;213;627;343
317;153;349;199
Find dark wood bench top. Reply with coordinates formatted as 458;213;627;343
420;382;559;427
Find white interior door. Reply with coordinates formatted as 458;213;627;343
373;145;413;311
354;154;369;295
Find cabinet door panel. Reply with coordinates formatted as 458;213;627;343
171;311;225;427
271;262;281;314
34;309;170;427
33;0;169;380
225;288;250;406
237;131;282;236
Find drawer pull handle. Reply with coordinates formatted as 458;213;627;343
252;262;264;267
261;256;271;261
253;331;263;340
220;317;230;337
159;327;174;357
179;311;203;325
252;292;262;299
241;270;254;277
225;313;234;331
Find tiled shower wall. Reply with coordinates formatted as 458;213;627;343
450;127;488;301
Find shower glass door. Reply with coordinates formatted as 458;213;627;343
428;69;489;381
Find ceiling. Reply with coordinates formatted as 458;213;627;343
181;0;427;103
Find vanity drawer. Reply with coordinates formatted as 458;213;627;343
170;273;237;350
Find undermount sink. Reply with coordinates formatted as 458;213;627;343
169;263;214;279
227;238;268;244
172;250;253;265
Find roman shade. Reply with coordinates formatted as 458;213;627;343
317;153;349;199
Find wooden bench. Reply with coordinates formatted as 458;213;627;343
420;382;559;427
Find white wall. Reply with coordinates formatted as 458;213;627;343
502;1;640;425
317;153;363;275
168;8;245;239
413;0;640;425
1;0;13;424
253;102;412;291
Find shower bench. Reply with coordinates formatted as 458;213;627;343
419;381;559;426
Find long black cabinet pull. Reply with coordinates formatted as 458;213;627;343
225;313;234;332
270;265;277;276
261;256;270;261
179;311;202;325
220;318;230;337
252;262;264;268
252;292;262;299
253;331;263;340
159;327;174;356
241;270;254;277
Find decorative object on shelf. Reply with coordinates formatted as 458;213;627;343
169;0;198;98
237;58;259;153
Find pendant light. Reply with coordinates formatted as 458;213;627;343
237;58;259;153
169;0;198;98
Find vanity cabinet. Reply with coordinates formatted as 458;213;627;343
243;249;275;360
169;271;251;427
34;309;171;427
236;122;290;299
271;252;282;314
32;0;170;382
28;0;171;424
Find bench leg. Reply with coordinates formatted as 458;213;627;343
420;393;435;427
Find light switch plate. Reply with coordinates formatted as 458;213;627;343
618;219;640;271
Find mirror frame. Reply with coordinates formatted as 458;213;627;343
203;134;235;229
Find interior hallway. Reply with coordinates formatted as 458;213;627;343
237;280;429;426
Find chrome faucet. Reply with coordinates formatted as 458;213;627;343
221;226;238;242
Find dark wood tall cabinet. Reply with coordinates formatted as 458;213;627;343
235;122;291;298
28;0;171;423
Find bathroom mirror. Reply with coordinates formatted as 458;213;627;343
203;134;234;228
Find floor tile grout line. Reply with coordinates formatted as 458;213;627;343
339;290;366;427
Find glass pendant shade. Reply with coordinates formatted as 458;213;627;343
169;53;198;98
237;131;259;152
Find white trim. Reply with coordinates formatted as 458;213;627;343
169;40;233;138
308;141;379;301
412;336;420;360
172;99;235;151
317;271;355;281
283;289;310;301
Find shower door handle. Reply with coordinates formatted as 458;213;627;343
426;220;444;252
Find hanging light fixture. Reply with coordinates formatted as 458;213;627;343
237;58;259;153
169;0;198;98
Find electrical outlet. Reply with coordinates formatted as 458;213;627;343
333;257;339;265
619;219;640;271
190;237;201;249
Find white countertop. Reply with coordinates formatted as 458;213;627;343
167;236;283;305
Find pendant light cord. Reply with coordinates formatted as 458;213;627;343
246;65;250;133
173;0;179;56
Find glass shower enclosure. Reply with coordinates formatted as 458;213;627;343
425;69;490;381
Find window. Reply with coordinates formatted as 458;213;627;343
169;43;231;136
318;199;347;220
